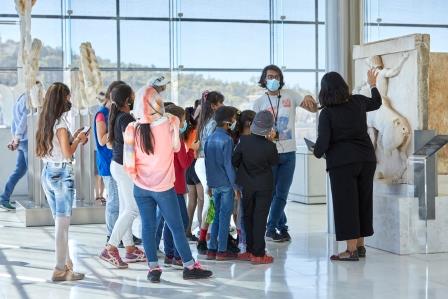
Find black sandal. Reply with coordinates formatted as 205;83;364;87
330;250;359;261
357;246;366;258
96;197;106;206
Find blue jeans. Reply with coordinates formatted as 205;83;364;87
156;209;164;249
1;141;28;204
103;175;119;237
134;185;194;269
209;186;234;252
267;152;296;234
41;163;75;217
164;194;189;258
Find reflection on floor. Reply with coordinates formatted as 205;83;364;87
1;202;448;299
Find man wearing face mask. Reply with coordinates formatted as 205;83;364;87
253;64;318;243
134;76;170;121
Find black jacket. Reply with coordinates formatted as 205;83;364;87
314;87;382;170
232;134;279;191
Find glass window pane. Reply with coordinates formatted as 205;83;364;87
0;71;18;127
120;21;170;68
181;0;269;20
318;0;325;22
275;0;315;21
177;71;264;110
182;22;269;68
0;20;20;68
283;24;316;69
283;72;317;145
69;0;116;16
0;1;16;14
32;18;63;67
365;25;448;52
33;0;62;15
364;0;448;25
318;24;325;69
120;0;169;17
120;71;169;92
40;70;63;88
70;20;117;68
102;71;119;90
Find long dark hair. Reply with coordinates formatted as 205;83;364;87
36;82;71;157
136;124;154;155
258;64;285;89
108;83;133;143
318;72;350;108
197;91;224;138
105;80;125;101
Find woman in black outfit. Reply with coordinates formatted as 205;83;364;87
313;69;381;261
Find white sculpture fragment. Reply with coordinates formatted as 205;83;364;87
354;53;411;183
79;42;103;108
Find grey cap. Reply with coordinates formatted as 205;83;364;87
251;110;274;136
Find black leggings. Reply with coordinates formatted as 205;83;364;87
242;189;273;257
329;162;376;241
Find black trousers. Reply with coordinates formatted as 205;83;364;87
242;189;273;257
328;162;376;241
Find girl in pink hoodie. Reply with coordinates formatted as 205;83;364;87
124;86;212;283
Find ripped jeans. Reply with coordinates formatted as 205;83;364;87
41;163;75;217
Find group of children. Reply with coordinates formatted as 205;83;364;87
32;72;281;283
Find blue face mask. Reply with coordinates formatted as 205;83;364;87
179;120;188;134
229;120;237;131
266;79;280;92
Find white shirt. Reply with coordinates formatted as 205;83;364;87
253;89;303;154
42;115;73;163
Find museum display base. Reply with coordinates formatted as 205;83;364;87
289;146;327;205
15;197;105;227
366;176;448;255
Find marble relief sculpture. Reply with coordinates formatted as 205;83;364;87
13;0;42;108
79;42;103;108
354;53;411;183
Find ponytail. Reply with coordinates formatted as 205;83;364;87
136;124;155;155
107;83;133;144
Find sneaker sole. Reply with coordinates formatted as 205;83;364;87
172;265;184;270
99;255;128;269
125;258;147;263
183;274;213;280
0;207;15;212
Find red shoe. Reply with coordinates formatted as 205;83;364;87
216;251;238;261
237;252;252;261
100;248;128;269
251;254;274;264
207;250;217;260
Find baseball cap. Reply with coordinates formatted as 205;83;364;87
148;75;170;87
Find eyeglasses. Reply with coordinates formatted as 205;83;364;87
266;74;280;80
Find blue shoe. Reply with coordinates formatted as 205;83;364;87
0;201;16;211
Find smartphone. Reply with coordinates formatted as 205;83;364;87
81;126;91;134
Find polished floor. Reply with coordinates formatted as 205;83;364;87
1;202;448;299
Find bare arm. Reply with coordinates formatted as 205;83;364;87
57;128;88;159
383;52;409;78
95;119;108;146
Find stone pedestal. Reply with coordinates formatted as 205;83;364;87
366;178;448;254
289;147;326;204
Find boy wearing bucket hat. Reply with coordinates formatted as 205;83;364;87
232;110;279;264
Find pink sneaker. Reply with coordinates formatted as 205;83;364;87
100;248;128;269
125;247;147;263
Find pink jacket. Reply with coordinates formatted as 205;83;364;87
124;115;180;192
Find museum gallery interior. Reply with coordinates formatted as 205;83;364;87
1;0;448;298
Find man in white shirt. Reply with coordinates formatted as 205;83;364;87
253;65;318;242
